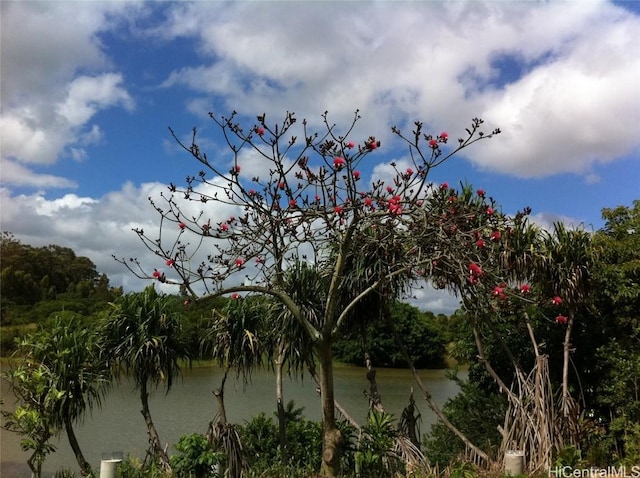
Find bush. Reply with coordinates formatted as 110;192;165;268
239;402;322;475
422;378;506;467
170;433;224;478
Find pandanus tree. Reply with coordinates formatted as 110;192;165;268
2;319;109;477
117;110;509;476
99;285;190;472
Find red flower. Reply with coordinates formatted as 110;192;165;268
152;269;161;278
520;284;531;294
406;167;413;176
368;139;378;150
255;127;265;136
231;293;241;300
333;156;345;169
469;274;480;285
314;194;321;202
440;132;449;140
551;296;563;306
230;165;241;175
490;230;501;241
486;206;494;215
220;223;229;232
166;259;175;267
346;141;355;149
429;139;438;148
476;239;486;248
179;222;186;230
248;189;256;196
492;285;507;299
555;315;568;325
235;258;245;267
278;181;285;190
334;205;343;215
289;199;297;208
477;189;485;197
441;182;449;189
469;262;483;276
386;186;394;194
353;170;361;180
364;197;373;207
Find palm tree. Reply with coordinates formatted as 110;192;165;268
99;285;190;471
26;318;110;476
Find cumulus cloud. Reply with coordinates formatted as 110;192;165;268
0;1;137;189
157;1;640;179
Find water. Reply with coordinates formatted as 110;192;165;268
1;362;465;477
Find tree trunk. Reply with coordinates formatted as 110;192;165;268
318;341;342;477
561;313;574;417
275;343;288;458
140;382;170;471
64;415;92;476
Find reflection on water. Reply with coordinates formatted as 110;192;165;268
1;362;465;477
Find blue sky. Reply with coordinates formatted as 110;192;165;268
1;1;639;313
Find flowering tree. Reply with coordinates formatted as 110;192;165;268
119;110;512;476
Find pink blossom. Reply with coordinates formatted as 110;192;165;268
179;222;186;230
520;284;531;294
346;141;355;149
364;197;373;207
477;189;485;197
152;269;161;278
334;205;343;215
486;206;494;215
353;171;361;180
255;127;265;136
278;181;285;190
386;186;394;194
235;258;245;267
469;262;483;276
440;132;449;140
166;259;175;267
551;296;563;306
555;315;568;325
314;195;321;202
248;189;256;196
231;293;241;300
492;285;507;299
368;139;378;150
441;182;449;189
490;231;501;241
230;165;241;175
289;199;297;208
429;139;438;148
476;239;486;248
333;156;346;169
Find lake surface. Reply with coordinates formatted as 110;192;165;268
1;362;465;477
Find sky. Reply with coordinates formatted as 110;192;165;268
1;0;639;314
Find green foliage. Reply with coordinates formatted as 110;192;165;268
334;301;447;369
355;410;403;478
170;433;224;478
239;402;322;474
0;232;121;328
423;379;506;467
2;361;63;477
116;456;168;478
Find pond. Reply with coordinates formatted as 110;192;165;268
1;362;465;477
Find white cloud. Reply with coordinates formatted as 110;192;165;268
0;159;77;189
0;1;137;190
157;1;640;180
